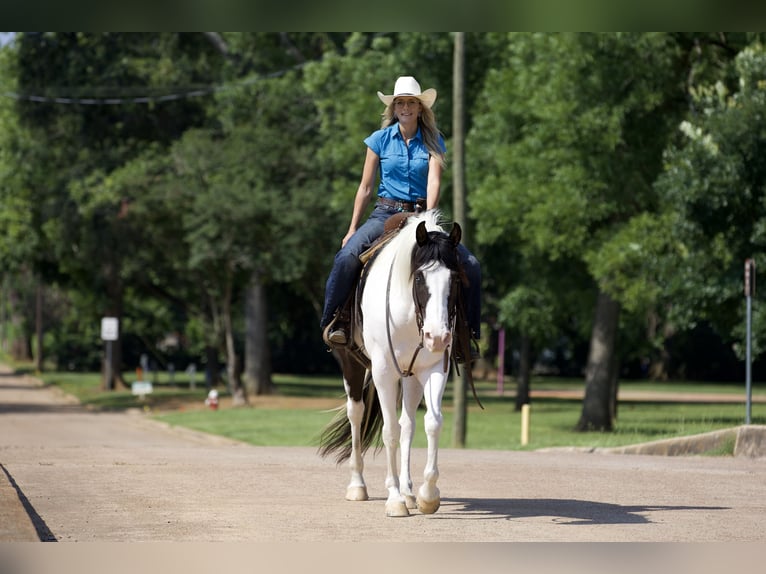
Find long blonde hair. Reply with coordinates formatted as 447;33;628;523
381;101;446;168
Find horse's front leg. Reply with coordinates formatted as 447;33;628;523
374;367;409;517
399;375;424;509
417;369;447;514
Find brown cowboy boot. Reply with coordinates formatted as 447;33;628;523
323;305;352;348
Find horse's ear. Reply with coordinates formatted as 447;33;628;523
416;221;428;246
450;222;462;246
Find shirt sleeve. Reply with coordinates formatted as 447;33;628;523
364;129;384;155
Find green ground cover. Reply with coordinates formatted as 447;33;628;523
27;366;765;453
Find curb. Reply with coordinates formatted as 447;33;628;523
0;464;41;541
600;425;766;457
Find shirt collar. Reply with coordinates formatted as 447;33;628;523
391;123;422;141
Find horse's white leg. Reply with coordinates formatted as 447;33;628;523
375;370;409;517
417;371;447;515
399;375;423;509
345;390;368;501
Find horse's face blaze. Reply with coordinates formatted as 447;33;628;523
416;265;455;353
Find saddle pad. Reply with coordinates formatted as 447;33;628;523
359;213;413;265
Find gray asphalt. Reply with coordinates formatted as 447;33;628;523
1;364;765;544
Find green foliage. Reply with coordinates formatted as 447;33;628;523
583;211;681;315
4;32;766;384
657;42;766;359
469;33;696;368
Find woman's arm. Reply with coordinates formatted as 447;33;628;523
342;147;380;247
426;154;443;210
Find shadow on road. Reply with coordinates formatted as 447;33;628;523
0;403;85;414
439;498;729;525
0;464;57;541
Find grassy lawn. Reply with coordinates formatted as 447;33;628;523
154;396;763;452
27;365;765;454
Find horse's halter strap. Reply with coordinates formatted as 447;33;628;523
385;255;459;379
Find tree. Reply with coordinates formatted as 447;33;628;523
8;33;224;386
656;41;766;366
470;33;693;430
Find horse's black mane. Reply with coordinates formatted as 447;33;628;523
411;229;459;276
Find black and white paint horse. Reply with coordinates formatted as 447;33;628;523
320;211;463;517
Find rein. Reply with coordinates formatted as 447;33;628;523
385;254;425;378
384;251;452;379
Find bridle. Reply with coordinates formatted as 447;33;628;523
384;252;460;379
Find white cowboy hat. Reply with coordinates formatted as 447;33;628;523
377;76;437;108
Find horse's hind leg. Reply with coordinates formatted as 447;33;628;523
417;371;447;514
341;355;368;502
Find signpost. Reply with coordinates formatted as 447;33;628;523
744;259;755;425
131;380;153;400
497;327;505;395
101;317;119;391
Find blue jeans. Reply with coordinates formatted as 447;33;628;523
321;204;482;338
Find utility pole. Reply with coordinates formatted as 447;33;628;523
745;259;755;425
452;31;468;447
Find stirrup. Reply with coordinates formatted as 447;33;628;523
323;317;349;348
327;328;348;346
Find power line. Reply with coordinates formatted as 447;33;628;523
0;64;303;106
3;88;216;106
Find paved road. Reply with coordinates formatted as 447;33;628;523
1;365;765;544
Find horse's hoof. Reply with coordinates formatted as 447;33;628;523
346;486;369;501
404;494;417;509
385;501;410;517
417;496;441;515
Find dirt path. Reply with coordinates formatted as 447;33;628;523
1;365;765;544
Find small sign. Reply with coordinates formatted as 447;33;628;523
131;381;153;397
745;259;756;297
101;317;119;341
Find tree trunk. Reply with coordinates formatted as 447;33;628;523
35;281;43;373
222;274;247;406
102;268;126;390
7;285;31;361
244;270;274;396
575;290;621;431
205;345;221;388
0;276;6;354
647;309;675;381
515;335;532;411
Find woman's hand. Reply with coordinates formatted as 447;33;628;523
341;228;356;248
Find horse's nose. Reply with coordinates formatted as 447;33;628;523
424;328;452;352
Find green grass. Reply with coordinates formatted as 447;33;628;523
458;398;761;451
152;394;764;452
34;370;212;411
158;408;336;446
24;365;766;453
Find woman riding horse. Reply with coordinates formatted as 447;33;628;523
320;76;481;357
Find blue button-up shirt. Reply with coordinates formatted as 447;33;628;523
364;123;446;203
